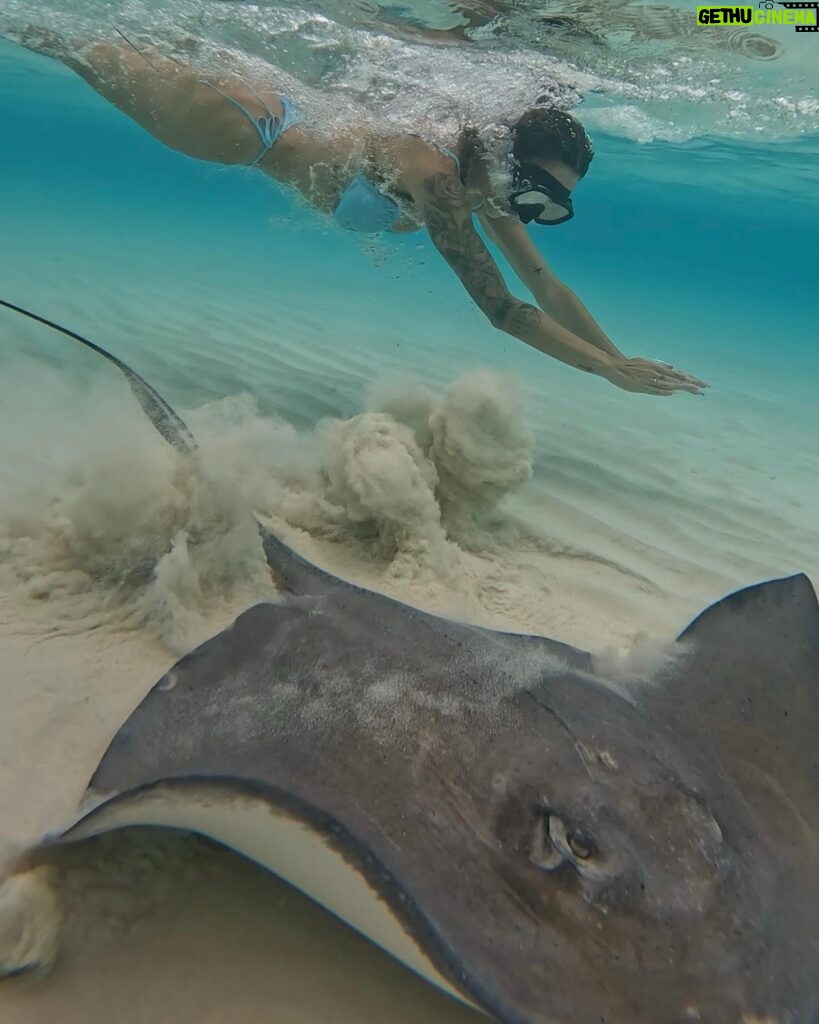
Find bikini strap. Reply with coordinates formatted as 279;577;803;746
406;133;461;178
200;80;300;166
277;96;302;135
437;145;461;176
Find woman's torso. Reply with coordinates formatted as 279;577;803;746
257;116;485;233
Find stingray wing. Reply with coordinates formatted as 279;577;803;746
55;568;589;1017
51;570;819;1024
654;573;819;826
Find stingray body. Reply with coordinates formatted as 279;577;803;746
60;552;819;1024
3;303;819;1023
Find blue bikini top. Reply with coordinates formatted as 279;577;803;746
334;147;461;234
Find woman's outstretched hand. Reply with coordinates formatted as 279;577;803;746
601;358;708;396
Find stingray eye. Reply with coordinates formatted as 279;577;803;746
566;829;595;861
530;811;566;871
530;810;604;875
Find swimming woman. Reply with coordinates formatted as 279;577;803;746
12;29;706;398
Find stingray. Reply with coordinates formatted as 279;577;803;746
2;301;818;1024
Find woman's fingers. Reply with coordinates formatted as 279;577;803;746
626;358;709;390
666;370;708;388
655;377;703;394
607;358;707;396
630;374;703;396
655;367;708;389
646;369;706;394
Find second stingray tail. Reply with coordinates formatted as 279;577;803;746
0;299;198;455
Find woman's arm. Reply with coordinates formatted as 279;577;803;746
477;207;624;359
407;163;704;395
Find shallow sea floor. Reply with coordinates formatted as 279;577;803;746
2;30;819;1024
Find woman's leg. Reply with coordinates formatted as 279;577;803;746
11;28;285;165
7;27;358;212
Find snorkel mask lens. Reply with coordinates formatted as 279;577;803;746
510;166;574;226
512;190;573;224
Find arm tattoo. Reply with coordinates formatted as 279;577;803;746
421;172;519;329
504;303;541;341
420;172;594;367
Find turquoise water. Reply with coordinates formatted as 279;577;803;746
1;8;818;651
0;6;818;1023
4;40;817;398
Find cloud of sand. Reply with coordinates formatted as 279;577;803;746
591;636;690;688
0;361;534;653
0;866;60;978
281;369;532;549
0;363;280;653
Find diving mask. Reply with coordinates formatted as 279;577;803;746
509;165;574;226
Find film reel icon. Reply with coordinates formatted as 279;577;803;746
759;0;819;28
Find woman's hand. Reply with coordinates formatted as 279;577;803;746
600;358;708;396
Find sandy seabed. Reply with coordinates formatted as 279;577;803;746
1;308;817;1022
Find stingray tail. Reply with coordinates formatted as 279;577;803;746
0;299;198;455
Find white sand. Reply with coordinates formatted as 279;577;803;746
1;339;818;1021
1;26;818;1024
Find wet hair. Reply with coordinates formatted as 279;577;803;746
455;105;593;186
511;107;594;177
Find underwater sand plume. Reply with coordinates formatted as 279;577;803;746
427;370;533;530
0;302;537;650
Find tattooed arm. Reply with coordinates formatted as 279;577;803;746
477;207;624;359
406;162;706;395
409;164;618;377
